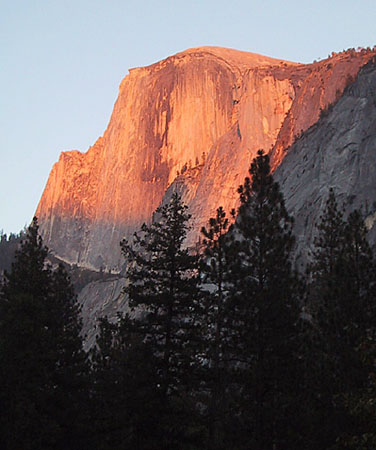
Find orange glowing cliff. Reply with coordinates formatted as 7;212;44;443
35;46;375;270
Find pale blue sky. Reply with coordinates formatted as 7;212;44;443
1;0;376;234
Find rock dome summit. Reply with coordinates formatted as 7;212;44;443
36;46;375;271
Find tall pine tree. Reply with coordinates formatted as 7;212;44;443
120;193;204;449
90;314;163;450
0;218;89;450
226;150;302;450
200;207;235;450
308;192;376;448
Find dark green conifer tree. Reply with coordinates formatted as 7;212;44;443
308;192;376;449
304;189;346;448
120;193;204;449
0;218;89;450
90;314;163;450
200;207;234;450
227;150;302;450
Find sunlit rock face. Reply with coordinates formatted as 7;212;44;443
36;47;374;270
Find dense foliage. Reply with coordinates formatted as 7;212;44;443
1;151;376;449
0;218;90;450
0;230;25;273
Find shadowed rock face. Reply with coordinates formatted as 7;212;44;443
274;57;376;268
36;46;375;270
